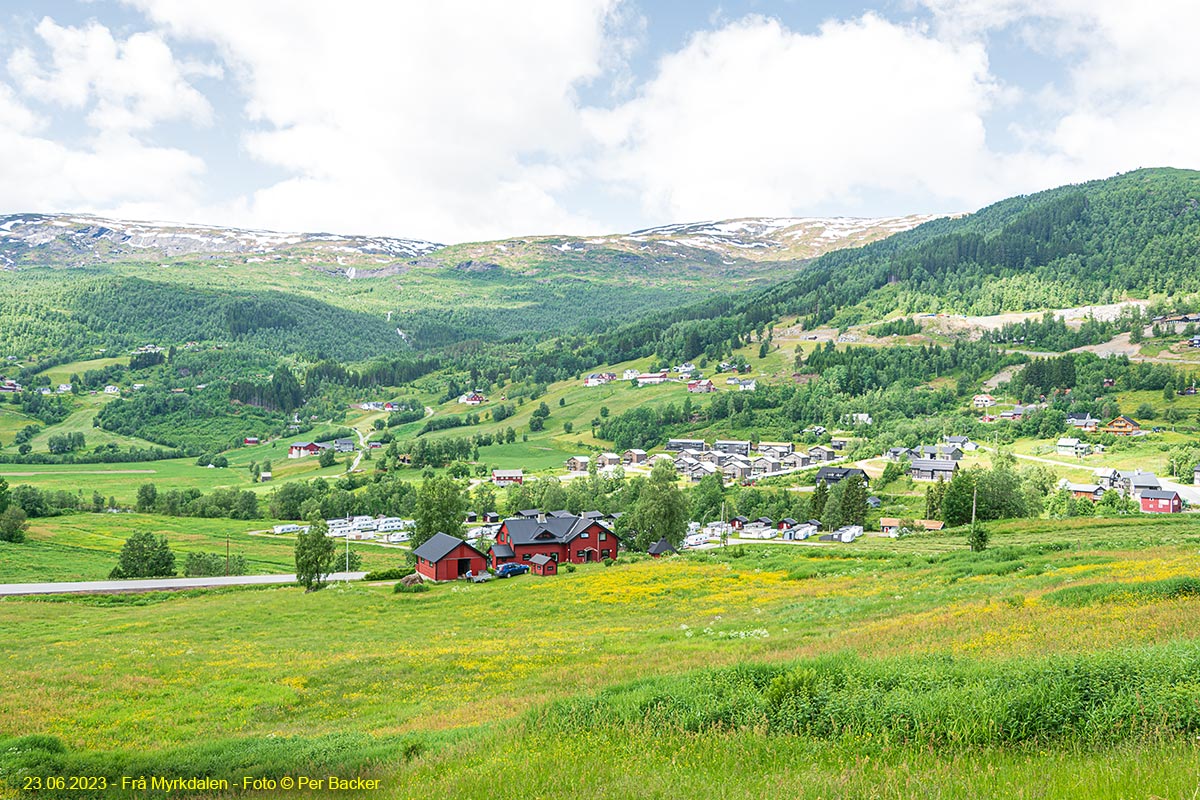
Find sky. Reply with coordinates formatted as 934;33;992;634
0;1;1195;244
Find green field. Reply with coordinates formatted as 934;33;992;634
3;517;1200;798
0;513;411;583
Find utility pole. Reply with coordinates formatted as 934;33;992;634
345;532;350;585
971;486;978;528
225;534;229;577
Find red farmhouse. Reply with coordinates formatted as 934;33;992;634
1139;489;1183;514
489;513;619;569
412;532;488;581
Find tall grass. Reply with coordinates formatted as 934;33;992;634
533;645;1200;746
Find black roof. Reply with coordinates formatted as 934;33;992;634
548;510;574;518
754;517;773;525
648;537;676;555
500;514;619;546
910;458;957;472
581;510;605;519
518;509;541;517
412;532;483;563
1140;489;1178;500
490;542;515;559
780;518;798;526
815;467;867;484
732;515;750;523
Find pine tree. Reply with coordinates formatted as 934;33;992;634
811;480;829;518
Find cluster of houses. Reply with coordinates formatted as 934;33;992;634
458;391;487;405
886;436;973;482
725;515;864;543
358;401;406;412
654;438;847;483
583;372;618;387
288;438;357;459
1060;468;1186;513
0;378;21;394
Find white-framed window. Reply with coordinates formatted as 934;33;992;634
600;533;607;541
580;532;589;538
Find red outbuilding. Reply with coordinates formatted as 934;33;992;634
412;532;488;581
1139;489;1183;514
529;553;558;575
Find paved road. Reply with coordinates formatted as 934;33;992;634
0;572;367;597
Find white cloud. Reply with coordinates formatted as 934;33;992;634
8;17;213;132
584;14;1004;222
123;0;625;241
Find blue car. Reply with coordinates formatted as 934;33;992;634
495;562;530;578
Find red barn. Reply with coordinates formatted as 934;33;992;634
1139;490;1182;514
412;533;487;581
288;441;323;458
244;436;260;445
489;513;619;570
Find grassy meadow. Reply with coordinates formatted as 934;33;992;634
3;516;1200;798
0;513;411;583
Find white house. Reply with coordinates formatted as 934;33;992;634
973;394;996;408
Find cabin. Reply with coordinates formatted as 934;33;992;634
714;440;752;456
1062;482;1105;502
808;445;837;462
1139;489;1183;514
886;447;915;461
529;553;558;575
909;458;958;482
780;522;820;541
492;469;524;486
597;452;622;468
243;436;260;445
973;394;996;408
1056;438;1092;457
488;513;620;569
565;456;591;472
1102;416;1141;436
828;439;847;451
483;511;501;524
288;441;325;459
814;467;868;486
777;518;798;530
413;533;488;581
259;471;272;482
781;452;810;470
622;449;648;465
751;456;782;476
648;537;677;557
757;441;794;456
729;516;749;530
723;461;752;481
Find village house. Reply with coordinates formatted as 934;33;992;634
737;379;757;391
829;439;848;451
814;466;868;486
1139;489;1183;514
288;441;326;459
687;379;716;393
622;449;648;465
0;378;22;393
714;439;752;457
103;385;120;395
413;533;488;581
723;461;752;481
1056;438;1093;457
756;441;794;456
1060;481;1106;502
751;456;782;476
596;452;622;468
684;461;720;482
1093;467;1122;491
458;391;487;405
491;469;524;487
243;436;260;445
729;516;749;530
565;455;591;472
667;438;707;452
943;435;977;451
648;537;677;557
1066;412;1100;432
909;458;958;482
886;447;915;462
583;372;617;387
916;444;963;461
973;394;996;408
489;513;620;569
808;445;837;462
623;369;640;380
845;413;873;426
1102;415;1141;436
781;452;810;469
636;370;670;386
334;438;356;453
1125;471;1161;497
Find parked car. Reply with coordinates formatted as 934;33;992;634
495;563;530;578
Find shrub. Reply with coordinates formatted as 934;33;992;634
564;563;577;573
362;567;415;582
603;558;614;567
394;581;430;594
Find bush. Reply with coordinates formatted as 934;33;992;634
363;567;415;582
564;563;577;573
394;581;430;594
603;558;614;567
